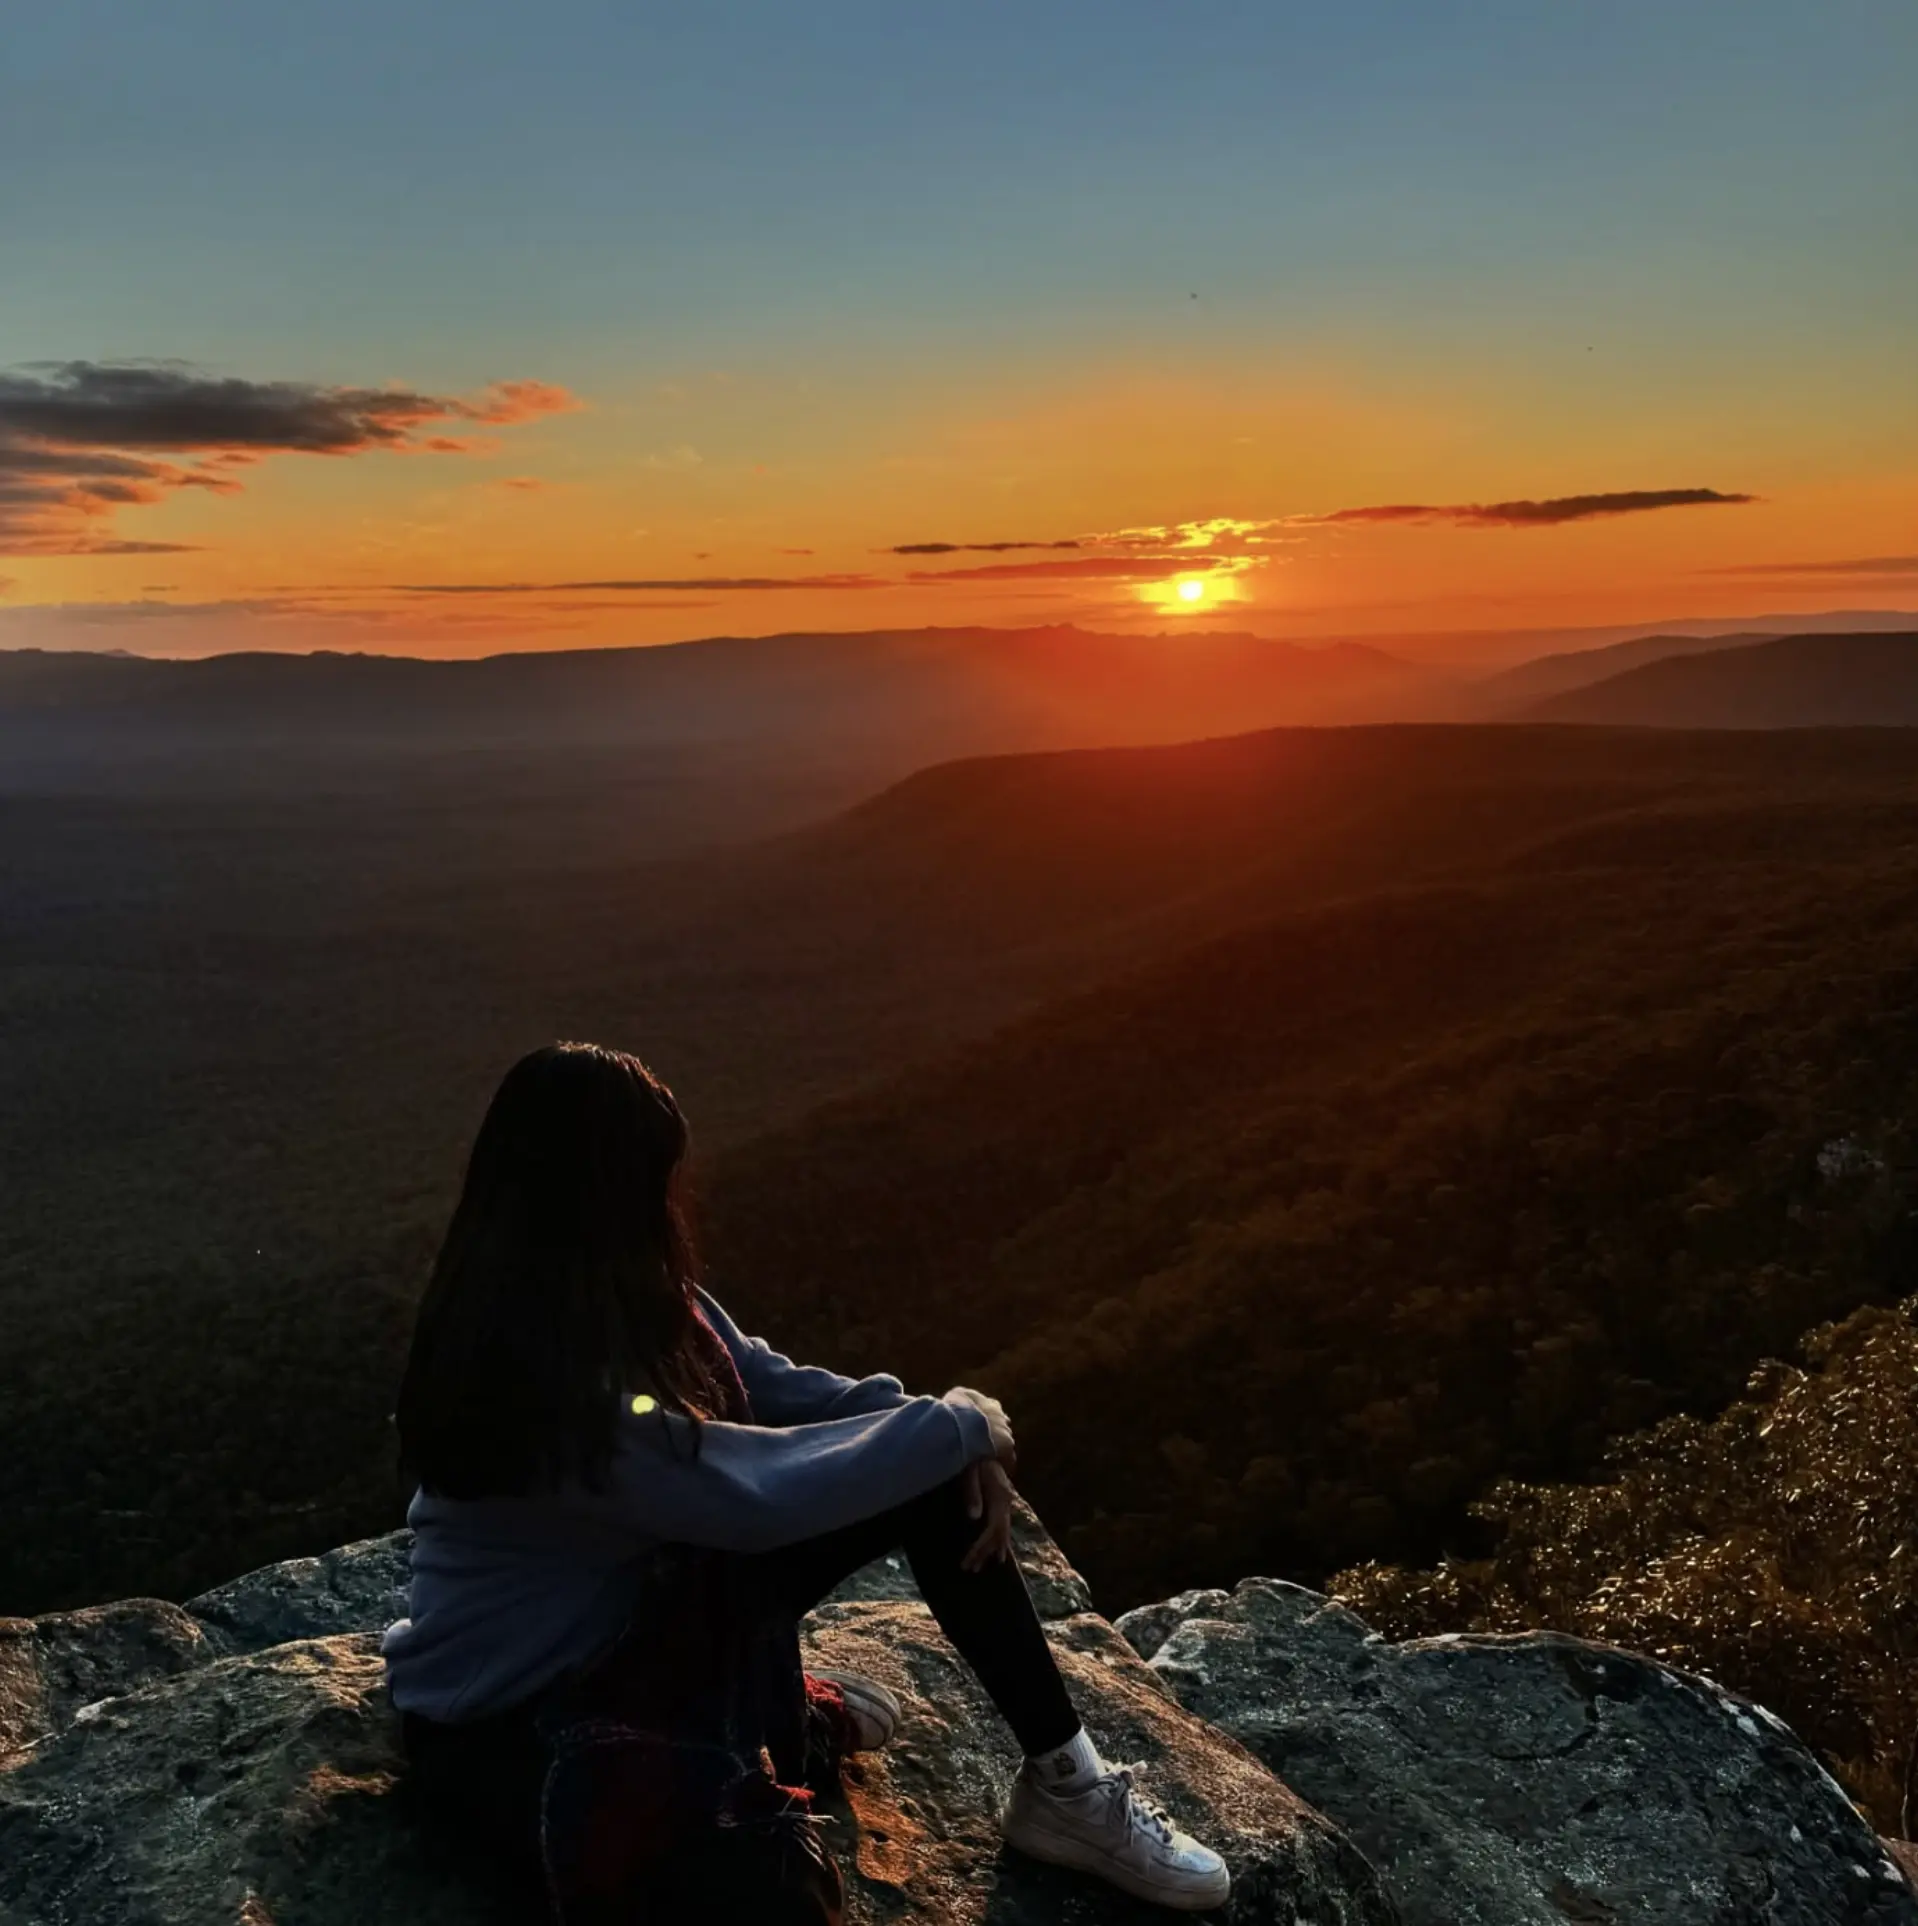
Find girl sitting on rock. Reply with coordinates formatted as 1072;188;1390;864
384;1041;1229;1923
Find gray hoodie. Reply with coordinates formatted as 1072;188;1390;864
381;1292;994;1722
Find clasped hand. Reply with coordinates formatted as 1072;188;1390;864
942;1385;1018;1573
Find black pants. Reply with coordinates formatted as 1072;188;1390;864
767;1472;1080;1756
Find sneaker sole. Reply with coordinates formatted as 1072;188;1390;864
1003;1810;1232;1912
810;1669;902;1751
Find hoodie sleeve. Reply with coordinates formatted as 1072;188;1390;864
698;1289;914;1425
605;1393;996;1554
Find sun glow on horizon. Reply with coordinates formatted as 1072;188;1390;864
1142;572;1234;616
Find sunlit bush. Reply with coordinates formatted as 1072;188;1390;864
1337;1296;1918;1834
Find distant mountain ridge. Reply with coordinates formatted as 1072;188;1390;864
13;622;1918;772
0;623;1451;756
1476;629;1773;705
1523;630;1918;727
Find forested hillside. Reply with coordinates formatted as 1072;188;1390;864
1474;628;1765;704
8;722;1918;1623
709;738;1918;1611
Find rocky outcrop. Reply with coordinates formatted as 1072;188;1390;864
801;1600;1390;1924
1117;1577;1918;1926
0;1636;474;1926
185;1534;415;1658
8;1524;1914;1926
0;1599;214;1755
0;1513;1394;1925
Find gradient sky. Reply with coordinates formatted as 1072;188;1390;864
3;0;1914;659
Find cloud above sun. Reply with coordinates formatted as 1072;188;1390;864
867;494;1758;596
0;360;576;556
906;554;1250;583
876;496;1753;579
885;518;1279;559
337;486;1768;613
887;539;1086;556
1307;488;1757;529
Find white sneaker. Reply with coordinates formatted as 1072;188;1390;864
809;1668;902;1752
1003;1759;1232;1911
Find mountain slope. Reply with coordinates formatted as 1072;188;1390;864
1525;630;1918;726
706;730;1918;1609
10;723;1918;1616
1476;629;1768;705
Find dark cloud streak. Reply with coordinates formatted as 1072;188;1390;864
394;574;885;594
0;362;572;454
888;539;1084;555
0;360;575;555
1315;488;1756;528
908;554;1236;583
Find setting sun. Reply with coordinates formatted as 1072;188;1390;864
1176;578;1207;603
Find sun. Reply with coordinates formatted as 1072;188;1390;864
1140;570;1237;616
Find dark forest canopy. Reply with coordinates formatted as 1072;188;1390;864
707;781;1918;1609
6;721;1918;1634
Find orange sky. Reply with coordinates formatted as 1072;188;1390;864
4;7;1913;663
5;351;1913;665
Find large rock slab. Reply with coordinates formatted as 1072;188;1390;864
186;1532;415;1657
0;1635;496;1926
1118;1577;1918;1926
0;1606;1395;1925
806;1599;1394;1924
0;1599;214;1756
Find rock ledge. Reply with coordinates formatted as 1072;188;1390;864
1;1517;1394;1925
6;1535;1912;1924
1117;1577;1918;1926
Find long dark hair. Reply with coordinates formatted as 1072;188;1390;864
396;1043;728;1499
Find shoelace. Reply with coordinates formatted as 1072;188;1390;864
1108;1763;1178;1848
